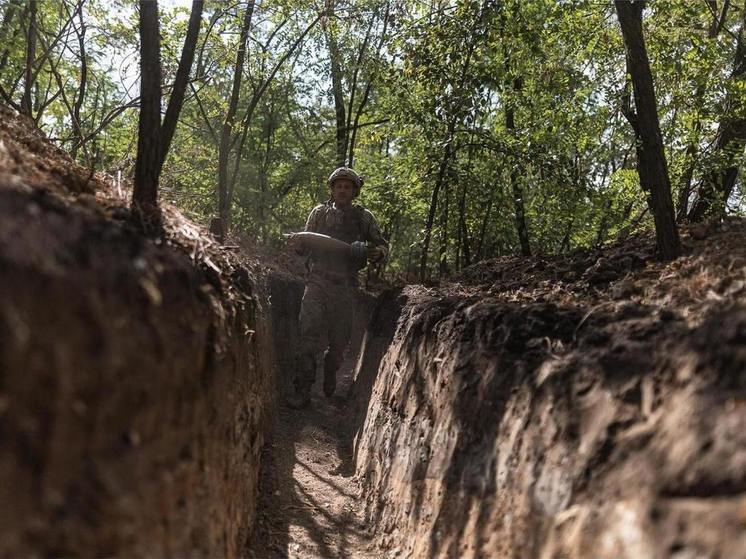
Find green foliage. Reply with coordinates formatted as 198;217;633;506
1;0;743;276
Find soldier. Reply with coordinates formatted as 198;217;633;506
286;167;388;409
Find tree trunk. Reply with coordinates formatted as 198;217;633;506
228;12;322;201
259;99;275;243
501;4;531;257
344;14;375;164
504;76;531;256
688;4;746;222
133;0;162;213
348;3;389;168
326;15;347;167
419;1;485;280
159;0;203;171
616;0;681;259
438;179;451;278
71;1;87;160
20;0;37;117
457;136;477;270
420;136;453;281
476;185;494;261
559;218;574;253
676;113;702;220
676;0;729;220
456;179;470;270
595;198;614;247
217;0;255;241
0;0;21;72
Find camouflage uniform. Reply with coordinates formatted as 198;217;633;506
294;201;388;399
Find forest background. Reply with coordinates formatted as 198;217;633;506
0;0;743;280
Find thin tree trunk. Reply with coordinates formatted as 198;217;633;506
420;136;454;281
457;134;476;270
501;4;531;257
456;180;467;270
419;0;485;280
616;0;681;259
504;76;531;256
216;0;255;241
688;3;746;221
438;179;451;278
71;1;87;159
676;0;729;220
259;99;275;243
344;14;375;163
349;3;389;167
476;183;495;260
676;114;702;220
159;0;203;170
228;12;322;201
20;0;37;117
559;218;574;253
326;10;347;167
133;0;162;213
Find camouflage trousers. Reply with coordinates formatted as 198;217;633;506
295;276;355;390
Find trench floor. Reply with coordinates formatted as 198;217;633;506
250;356;377;558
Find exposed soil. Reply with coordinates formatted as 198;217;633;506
0;105;273;557
353;220;746;558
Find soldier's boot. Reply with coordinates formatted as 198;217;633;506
323;350;339;398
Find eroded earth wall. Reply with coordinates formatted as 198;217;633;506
0;109;273;557
355;242;746;558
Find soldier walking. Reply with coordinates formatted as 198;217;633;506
286;167;388;409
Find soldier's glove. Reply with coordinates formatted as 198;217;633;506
366;245;387;264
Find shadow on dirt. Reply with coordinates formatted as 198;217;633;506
250;275;384;558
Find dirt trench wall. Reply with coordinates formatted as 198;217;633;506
355;286;746;558
0;183;273;557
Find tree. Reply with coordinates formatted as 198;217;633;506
133;0;204;219
215;1;256;241
2;0;741;270
160;0;204;169
324;0;347;167
417;0;489;280
20;0;36;117
616;0;681;259
689;2;746;221
673;0;731;219
133;0;162;214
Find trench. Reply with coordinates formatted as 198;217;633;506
250;232;746;559
2;103;746;557
249;273;382;558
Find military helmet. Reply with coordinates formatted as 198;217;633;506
327;167;363;196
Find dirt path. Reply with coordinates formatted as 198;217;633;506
250;355;377;558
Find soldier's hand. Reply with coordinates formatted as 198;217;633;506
366;245;387;264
